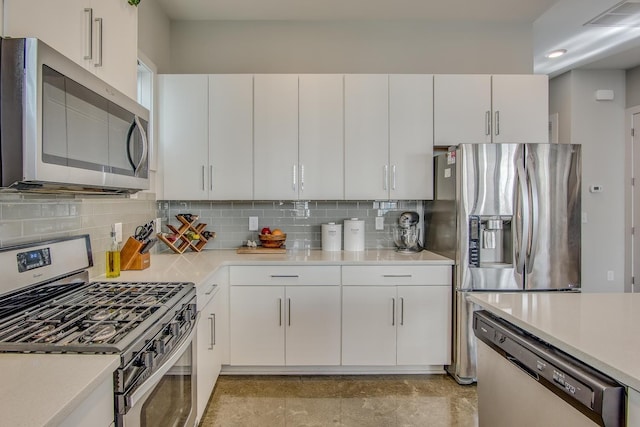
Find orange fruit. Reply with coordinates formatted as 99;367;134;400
271;229;284;236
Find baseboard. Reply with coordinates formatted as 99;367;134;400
220;365;446;375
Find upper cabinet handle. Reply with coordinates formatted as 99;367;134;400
83;8;93;60
292;164;297;191
300;164;305;192
485;110;491;136
495;111;500;136
392;165;397;190
94;17;103;67
383;165;389;190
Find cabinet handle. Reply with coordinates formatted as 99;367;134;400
392;165;397;190
383;274;413;278
278;298;282;326
270;275;299;278
202;165;205;191
300;164;305;192
383;165;389;190
288;298;291;326
205;283;217;295
485;110;491;136
400;297;404;326
208;314;215;349
94;17;103;67
210;165;213;191
392;297;396;326
495;111;500;136
83;8;93;60
292;164;297;191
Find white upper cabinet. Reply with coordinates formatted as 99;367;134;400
209;75;254;200
491;75;549;143
159;75;209;200
346;74;434;200
434;74;492;146
160;74;253;200
434;74;549;146
4;0;138;99
298;74;345;200
389;74;434;200
344;74;390;200
254;74;299;200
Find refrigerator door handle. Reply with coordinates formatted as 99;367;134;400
516;161;529;274
525;156;540;273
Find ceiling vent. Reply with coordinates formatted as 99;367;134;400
585;0;640;27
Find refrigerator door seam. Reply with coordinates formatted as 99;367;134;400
526;154;540;274
516;160;529;275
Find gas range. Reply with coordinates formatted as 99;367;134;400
0;235;198;426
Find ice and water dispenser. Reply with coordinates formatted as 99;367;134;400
468;216;513;267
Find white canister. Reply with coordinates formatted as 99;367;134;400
343;218;365;251
321;223;342;251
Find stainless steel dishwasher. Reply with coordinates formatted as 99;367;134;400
473;310;625;427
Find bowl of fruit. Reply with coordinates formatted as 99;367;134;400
259;227;287;248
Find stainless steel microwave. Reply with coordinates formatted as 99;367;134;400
0;37;149;193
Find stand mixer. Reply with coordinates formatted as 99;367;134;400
393;211;423;253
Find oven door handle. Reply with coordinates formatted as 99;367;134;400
127;313;200;410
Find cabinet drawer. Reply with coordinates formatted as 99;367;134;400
197;267;229;307
230;266;341;286
342;265;451;286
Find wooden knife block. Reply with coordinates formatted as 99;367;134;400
120;237;151;271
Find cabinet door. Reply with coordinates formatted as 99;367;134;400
299;74;344;200
396;286;451;365
285;286;341;366
254;75;299;200
3;0;88;68
434;75;492;146
389;74;434;200
492;75;549;143
342;286;397;365
209;75;254;200
230;286;285;366
90;0;138;98
344;75;389;200
159;75;209;200
196;292;218;421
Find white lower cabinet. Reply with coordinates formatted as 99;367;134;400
342;266;451;366
58;376;114;427
229;266;341;366
196;267;229;423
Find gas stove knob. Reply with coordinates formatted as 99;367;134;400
154;339;166;355
183;307;194;321
170;322;181;336
142;351;154;368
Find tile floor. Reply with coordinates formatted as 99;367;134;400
199;375;478;427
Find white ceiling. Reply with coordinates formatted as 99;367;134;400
155;0;640;75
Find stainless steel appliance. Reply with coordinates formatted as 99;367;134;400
0;38;149;193
0;235;197;427
424;143;581;384
473;311;624;427
392;211;423;253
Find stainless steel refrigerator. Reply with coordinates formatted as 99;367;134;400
424;143;581;384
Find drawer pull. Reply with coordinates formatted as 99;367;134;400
205;284;217;295
270;275;300;278
383;274;413;278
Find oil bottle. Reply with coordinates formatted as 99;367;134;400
106;230;121;278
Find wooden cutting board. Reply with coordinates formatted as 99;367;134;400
236;246;286;254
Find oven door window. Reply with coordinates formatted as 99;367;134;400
140;343;193;427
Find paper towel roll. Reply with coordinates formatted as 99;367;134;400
322;223;342;251
344;218;365;251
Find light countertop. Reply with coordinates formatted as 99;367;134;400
4;248;451;426
99;248;454;285
0;353;120;427
468;292;640;391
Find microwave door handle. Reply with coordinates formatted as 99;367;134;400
127;313;199;410
126;116;148;177
525;156;539;273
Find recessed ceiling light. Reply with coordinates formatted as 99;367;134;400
546;49;568;59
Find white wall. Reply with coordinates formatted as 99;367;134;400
138;0;171;73
551;70;627;292
549;72;572;144
168;20;534;74
628;65;640;108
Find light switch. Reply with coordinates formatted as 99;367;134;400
113;223;123;243
249;216;259;231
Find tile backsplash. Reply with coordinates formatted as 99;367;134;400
157;200;423;250
0;192;158;278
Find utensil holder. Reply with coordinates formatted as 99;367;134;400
120;237;151;270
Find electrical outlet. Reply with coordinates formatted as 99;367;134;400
154;218;162;234
113;222;123;243
375;216;384;230
249;216;259;231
